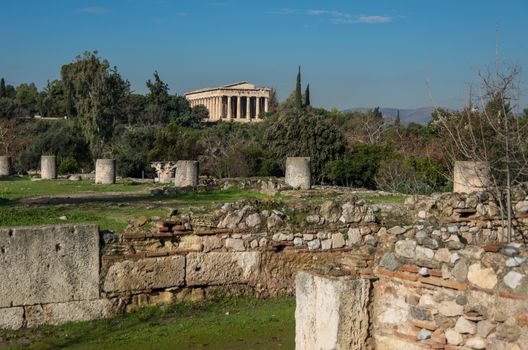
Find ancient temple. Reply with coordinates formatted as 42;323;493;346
185;82;271;122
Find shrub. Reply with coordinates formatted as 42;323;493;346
58;157;80;174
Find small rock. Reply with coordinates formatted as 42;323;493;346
496;318;520;342
455;294;467;305
455;316;477;334
379;252;401;271
68;175;81;181
477;320;496;338
450;253;460;264
418;210;427;219
388;226;407;235
452;260;469;283
58;215;68;221
266;213;283;229
417;328;432;340
395;240;416;259
435;248;452;263
331;233;345;249
503;271;523;290
347;228;362;246
293;237;303;247
465;337;486;349
225;238;245;251
445;328;463;346
418;267;429;276
506;256;527;267
438;300;464;317
245;213;262;228
306;214;321;224
500;246;519;257
422;237;439;249
250;239;259;249
515;200;528;213
133;215;148;227
448;226;459;233
411;306;430;321
416;246;434;260
307;239;321;250
365;239;378;247
321;239;332;250
419;294;435;307
468;263;497;289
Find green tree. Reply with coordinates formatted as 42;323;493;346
15;83;39;114
295;66;303;109
145;71;171;124
0;78;6;98
395;110;401;127
61;51;130;157
304;84;310;107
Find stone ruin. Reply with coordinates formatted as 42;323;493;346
285;157;311;190
95;159;116;184
40;155;57;180
453;161;492;194
0;156;12;176
174;160;199;187
151;161;178;183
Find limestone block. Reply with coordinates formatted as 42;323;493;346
285;157;311;189
174;160;199;187
103;255;185;293
0;224;99;307
468;263;497;289
295;271;370;350
40;155;57;179
25;299;122;328
95;159;116;184
0;156;12;176
453;161;491;193
186;252;261;286
0;307;24;330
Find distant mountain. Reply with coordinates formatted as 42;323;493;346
342;107;443;125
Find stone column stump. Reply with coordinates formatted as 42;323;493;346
40;155;57;180
95;159;116;184
453;161;491;193
174;160;199;187
285;157;311;189
0;156;12;176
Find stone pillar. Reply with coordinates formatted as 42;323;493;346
227;96;232;119
236;97;241;119
295;271;370;350
0;156;12;176
40;155;57;180
256;97;261;118
95;159;116;184
453;161;491;193
246;97;251;120
285;157;311;189
175;160;199;187
264;98;269;113
215;96;220;119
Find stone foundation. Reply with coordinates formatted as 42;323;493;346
40;155;57;179
285;157;311;189
0;156;12;176
175;160;199;187
95;159;116;184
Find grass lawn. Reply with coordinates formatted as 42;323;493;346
2;297;296;350
0;177;281;232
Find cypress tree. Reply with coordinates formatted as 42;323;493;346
0;78;6;98
395;110;401;127
295;66;302;109
304;84;310;107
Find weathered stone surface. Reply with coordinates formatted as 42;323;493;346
506;256;526;267
496;318;520;342
416;246;434;260
307;239;321;250
295;271;370;350
477;320;495;338
379;252;401;271
0;307;24;330
186;252;260;286
445;328;463;345
203;236;223;252
515;200;528;214
225;238;245;251
25;299;122;328
465;337;486;349
417;328;431;340
174;160;199;187
285;157;311;190
331;233;345;249
468;263;497;289
95;159;116;184
395;240;416;258
503;271;523;290
347;228;362;246
388;226;406;235
339;202;361;223
319;201;341;223
0;224;99;307
40;155;57;179
267;213;283;229
321;239;332;250
103;256;185;292
455;316;477;334
435;248;452;263
452;260;469;282
438;300;464;317
245;213;262;228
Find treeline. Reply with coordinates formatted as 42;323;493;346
2;51;527;194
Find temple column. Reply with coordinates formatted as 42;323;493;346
256;97;261;118
264;98;269;113
236;96;241;119
216;96;221;119
246;96;251;120
227;96;232;119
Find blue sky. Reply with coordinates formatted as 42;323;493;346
1;0;527;110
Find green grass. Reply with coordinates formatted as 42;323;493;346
2;297;295;350
357;194;407;204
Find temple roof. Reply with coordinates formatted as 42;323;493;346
185;81;267;95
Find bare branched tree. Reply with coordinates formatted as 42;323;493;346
432;65;528;242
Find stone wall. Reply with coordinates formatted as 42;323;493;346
295;189;528;350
